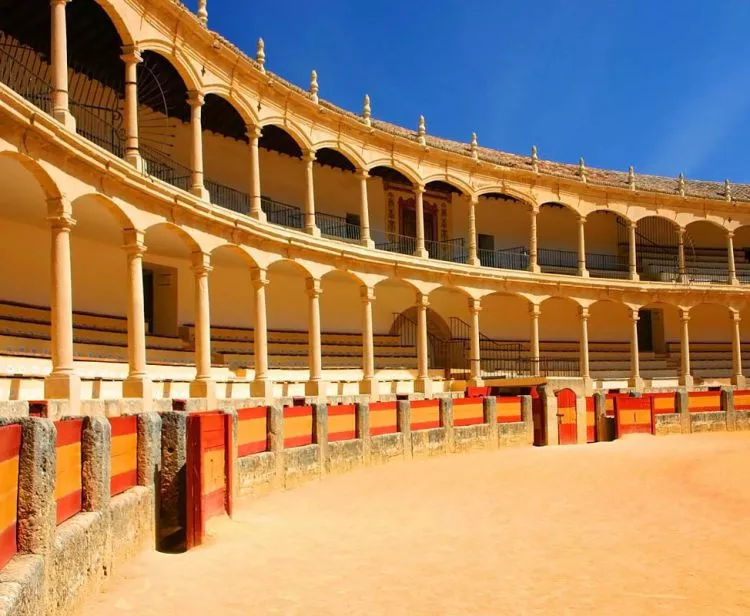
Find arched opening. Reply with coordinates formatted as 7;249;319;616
259;126;306;230
639;301;680;386
475;193;530;270
688;303;734;385
588;301;631;384
537;202;580;275
313;148;362;242
585;211;629;278
555;388;578;445
539;297;580;376
684;220;730;283
733;226;750;283
369;166;415;255
422;181;465;262
634;216;683;282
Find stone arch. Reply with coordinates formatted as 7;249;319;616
366;159;420;187
92;0;135;47
312;141;366;171
70;193;135;231
474;185;536;209
202;87;259;127
258;117;312;153
685;219;729;251
136;40;201;93
537;202;584;269
0;151;62;202
584;210;630;276
321;268;367;287
209;243;259;269
266;257;314;280
422;174;472;197
142;221;203;256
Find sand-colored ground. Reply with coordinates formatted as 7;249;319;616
83;433;750;615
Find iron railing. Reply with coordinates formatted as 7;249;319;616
478;246;529;270
140;145;192;191
481;356;580;379
261;197;304;230
69;101;124;158
205;180;249;215
316;211;361;242
425;237;466;262
0;38;53;113
374;231;417;256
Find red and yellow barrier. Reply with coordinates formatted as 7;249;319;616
496;396;522;424
283;406;313;448
369;402;397;436
604;394;617;418
734;390;750;411
55;419;83;525
0;424;21;570
452;398;483;426
109;416;137;497
328;404;356;442
614;397;652;436
237;407;268;457
410;399;440;431
688;391;721;413
200;414;227;520
648;392;676;415
557;389;577;445
466;386;491;398
585;397;596;443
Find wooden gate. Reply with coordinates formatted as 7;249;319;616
614;396;652;436
186;412;233;549
556;389;577;445
585;397;596;443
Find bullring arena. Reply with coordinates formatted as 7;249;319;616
1;0;750;614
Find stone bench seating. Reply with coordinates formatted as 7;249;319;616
220;352;418;370
181;324;403;347
209;339;416;358
0;302;128;332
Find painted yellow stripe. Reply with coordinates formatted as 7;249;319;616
735;394;750;408
411;405;439;426
284;415;313;439
454;402;483;422
203;448;225;495
370;409;396;429
688;395;720;410
55;442;81;499
652;398;674;410
111;436;137;477
497;400;521;419
329;413;355;435
586;410;595;427
0;456;19;496
238;418;266;446
0;457;19;531
620;410;651;425
111;433;137;457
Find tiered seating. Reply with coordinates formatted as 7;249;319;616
640;245;750;283
666;342;750;379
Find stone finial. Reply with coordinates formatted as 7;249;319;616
197;0;208;26
531;145;539;173
310;70;319;104
678;172;686;197
417;115;426;146
578;157;587;184
725;179;732;202
470;132;478;161
628;165;636;191
256;38;266;73
363;94;371;126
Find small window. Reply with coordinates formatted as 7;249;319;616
478;233;494;251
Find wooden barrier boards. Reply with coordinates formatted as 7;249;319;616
55;419;83;525
369;402;398;436
734;390;750;411
496;396;522;424
328;404;356;442
556;389;577;445
452;398;484;427
649;393;676;415
614;397;652;436
237;407;268;457
585;397;596;443
109;416;137;497
0;424;21;570
410;399;440;431
283;406;313;448
688;391;722;413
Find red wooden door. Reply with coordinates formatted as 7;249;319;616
556;389;577;445
532;395;546;446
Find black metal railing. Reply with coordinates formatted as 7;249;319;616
69;101;124;158
478;246;529;270
449;317;523;361
374;231;417;256
481;356;580;379
425;237;466;262
261;197;304;230
316;211;361;242
205;180;249;215
140;145;192;191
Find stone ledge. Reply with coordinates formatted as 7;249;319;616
410;427;447;458
237;451;277;497
0;554;44;616
327;439;364;475
654;413;682;436
454;424;491;452
110;487;154;578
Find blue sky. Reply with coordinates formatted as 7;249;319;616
186;0;750;183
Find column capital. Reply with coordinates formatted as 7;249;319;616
357;168;370;180
360;285;375;303
727;229;735;239
122;229;147;256
250;267;269;288
246;124;262;140
730;309;741;322
630;308;641;322
529;303;541;318
414;184;425;195
578;306;589;320
468;297;482;314
191;251;212;274
187;90;205;108
469;194;479;205
47;212;75;231
303;149;316;163
628;220;638;230
578;214;587;224
306;277;322;298
417;292;430;308
678;226;686;238
120;45;142;65
529;204;540;215
680;308;691;321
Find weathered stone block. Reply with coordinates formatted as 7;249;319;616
654;413;683;436
237;451;276;497
498;422;528;447
736;410;750;431
326;439;364;475
454;424;490;453
0;554;45;616
109;487;154;578
410;427;447;458
82;416;111;514
0;401;29;418
158;412;187;542
369;433;404;466
284;444;320;488
690;411;727;433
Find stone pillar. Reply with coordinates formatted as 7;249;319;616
187;91;209;201
628;221;639;281
467;195;479;266
303;150;320;236
414;292;432;394
679;308;693;388
414;185;428;258
396;400;412;460
122;229;151;406
45;206;81;410
121;46;142;169
358;169;373;248
50;0;75;129
81;416;111;513
577;215;589;277
483;396;498;449
529;303;541;377
629;308;644;389
579;306;590;381
469;297;483;387
359;285;379;396
190;252;215;406
247;125;266;221
677;227;687;282
251;268;272;399
727;231;738;285
730;309;746;388
305;278;326;398
528;206;540;273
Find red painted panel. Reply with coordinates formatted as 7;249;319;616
369;402;398;436
688;391;721;413
0;424;21;570
614;396;652;436
466;386;491;398
557;389;577;446
585;397;596;443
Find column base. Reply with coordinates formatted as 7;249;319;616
123;375;153;409
190;378;216;408
53;107;77;131
628;375;645;390
468;376;485;388
360;238;375;249
359;377;380;398
579;268;590;278
304;379;327;399
44;372;81;414
414;377;433;396
190;185;211;202
250;209;267;223
730;277;739;286
124;150;143;172
306;226;321;237
414;248;429;259
528;263;541;274
251;378;274;400
629;272;640;282
678;374;694;389
467;257;481;267
732;374;747;389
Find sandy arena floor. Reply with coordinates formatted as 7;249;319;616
83;433;750;615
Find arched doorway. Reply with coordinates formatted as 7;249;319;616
556;388;577;445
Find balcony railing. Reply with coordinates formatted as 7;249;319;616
205;180;249;216
425;237;465;263
316;211;361;242
478;246;529;270
261;197;304;230
0;38;53;114
481;356;580;379
140;145;192;192
374;231;417;256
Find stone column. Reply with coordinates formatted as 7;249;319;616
414;185;428;258
303;150;320;236
529;303;541;377
677;227;687;282
629;308;644;389
727;231;738;285
467;196;479;266
305;278;326;397
121;46;142;169
579;306;590;381
527;206;540;272
414;292;432;394
45;205;81;409
628;221;639;281
247;125;266;221
469;297;483;386
679;308;693;388
358;169;373;248
122;229;151;406
251;268;272;399
359;285;379;396
50;0;75;129
187;91;209;201
190;252;215;406
730;309;746;388
577;215;589;277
